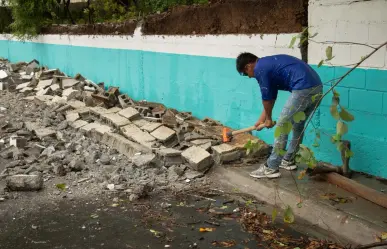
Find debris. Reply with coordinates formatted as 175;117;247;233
199;227;215;232
6;174;43;191
181;146;213;171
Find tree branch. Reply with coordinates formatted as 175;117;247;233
356;241;387;249
299;41;387;139
309;39;377;49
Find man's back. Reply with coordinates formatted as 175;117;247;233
254;54;322;95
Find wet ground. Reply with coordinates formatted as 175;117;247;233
0;193;311;249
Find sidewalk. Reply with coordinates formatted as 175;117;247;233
210;163;387;246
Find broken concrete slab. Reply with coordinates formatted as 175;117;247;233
36;79;52;90
157;148;183;167
61;78;79;89
151;126;176;142
132;153;156;168
117;107;140;120
212;144;241;164
96;132;151;158
34;127;56;139
19;87;33;94
68;100;86;109
36;87;53;96
16;82;30;90
90;106;121;117
25;121;41;132
80;122;112;135
121;124;156;148
50;84;60;91
6;174;43;191
34;95;54;104
142;122;162;133
101;113;130;128
132;118;151;128
62;88;78;98
66;112;80;123
70;120;88;129
181;146;213;172
0;70;9;80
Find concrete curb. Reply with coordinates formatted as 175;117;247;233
210;166;386;246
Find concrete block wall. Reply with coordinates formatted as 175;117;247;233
309;0;387;177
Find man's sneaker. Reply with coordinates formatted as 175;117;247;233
279;159;297;171
249;164;281;179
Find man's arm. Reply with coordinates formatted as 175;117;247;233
263;99;276;128
255;110;266;127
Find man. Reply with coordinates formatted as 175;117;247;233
236;53;323;179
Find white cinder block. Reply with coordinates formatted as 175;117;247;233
329;44;352;66
350;45;386;68
308;43;324;65
309;21;337;43
369;23;387;45
275;34;299;48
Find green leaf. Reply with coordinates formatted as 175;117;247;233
330;105;340;120
326;46;333;60
284;205;295;224
331;134;342;143
274;126;282;138
274;147;287;156
299;37;308;46
333;90;340;97
293;111;306;123
289;36;297;48
56;183;66;191
339;106;355;122
272;208;278;223
246;148;251;155
297;202;303;208
345;149;354;158
336;121;348;136
311;93;322;103
244;140;252;149
317;60;324;67
280;121;293;135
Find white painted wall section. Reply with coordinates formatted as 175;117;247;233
0;27;301;59
308;0;387;69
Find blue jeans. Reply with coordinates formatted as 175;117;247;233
267;84;323;170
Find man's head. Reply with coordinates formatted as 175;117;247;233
236;52;258;78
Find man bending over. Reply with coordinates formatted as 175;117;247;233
236;53;323;179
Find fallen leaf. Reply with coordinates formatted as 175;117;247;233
262;229;274;234
56;183;66;191
150;229;162;238
90;214;99;219
211;240;237;247
272;208;278;223
111;203;119;207
381;232;387;240
220;205;228;209
199;227;215;232
284;206;295;224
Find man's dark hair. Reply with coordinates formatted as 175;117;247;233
236;52;258;73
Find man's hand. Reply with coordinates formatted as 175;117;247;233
264;119;276;129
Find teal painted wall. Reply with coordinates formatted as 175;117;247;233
1;40;387;178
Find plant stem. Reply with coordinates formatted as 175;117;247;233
300;41;387;139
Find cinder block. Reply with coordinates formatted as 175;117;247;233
330;45;352;66
157;148;183;167
16;82;30;90
151;126;176;142
322;86;349;108
142;122;162;132
118;107;140;120
132;153;157;168
101;113;130;128
81;122;112;135
335;67;366;89
350;45;385;68
61;79;79;89
10;136;27;148
34;127;56;139
211;144;241;164
71;120;89;129
365;69;387;92
181;146;213;172
349;89;383;113
383;93;387;115
369;23;387;44
121;124;156;148
62;88;78;98
336;21;369;44
36;79;52;90
68;100;86;109
66;112;80;122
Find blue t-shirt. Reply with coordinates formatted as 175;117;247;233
254;54;322;100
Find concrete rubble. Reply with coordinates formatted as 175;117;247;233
0;58;264;202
